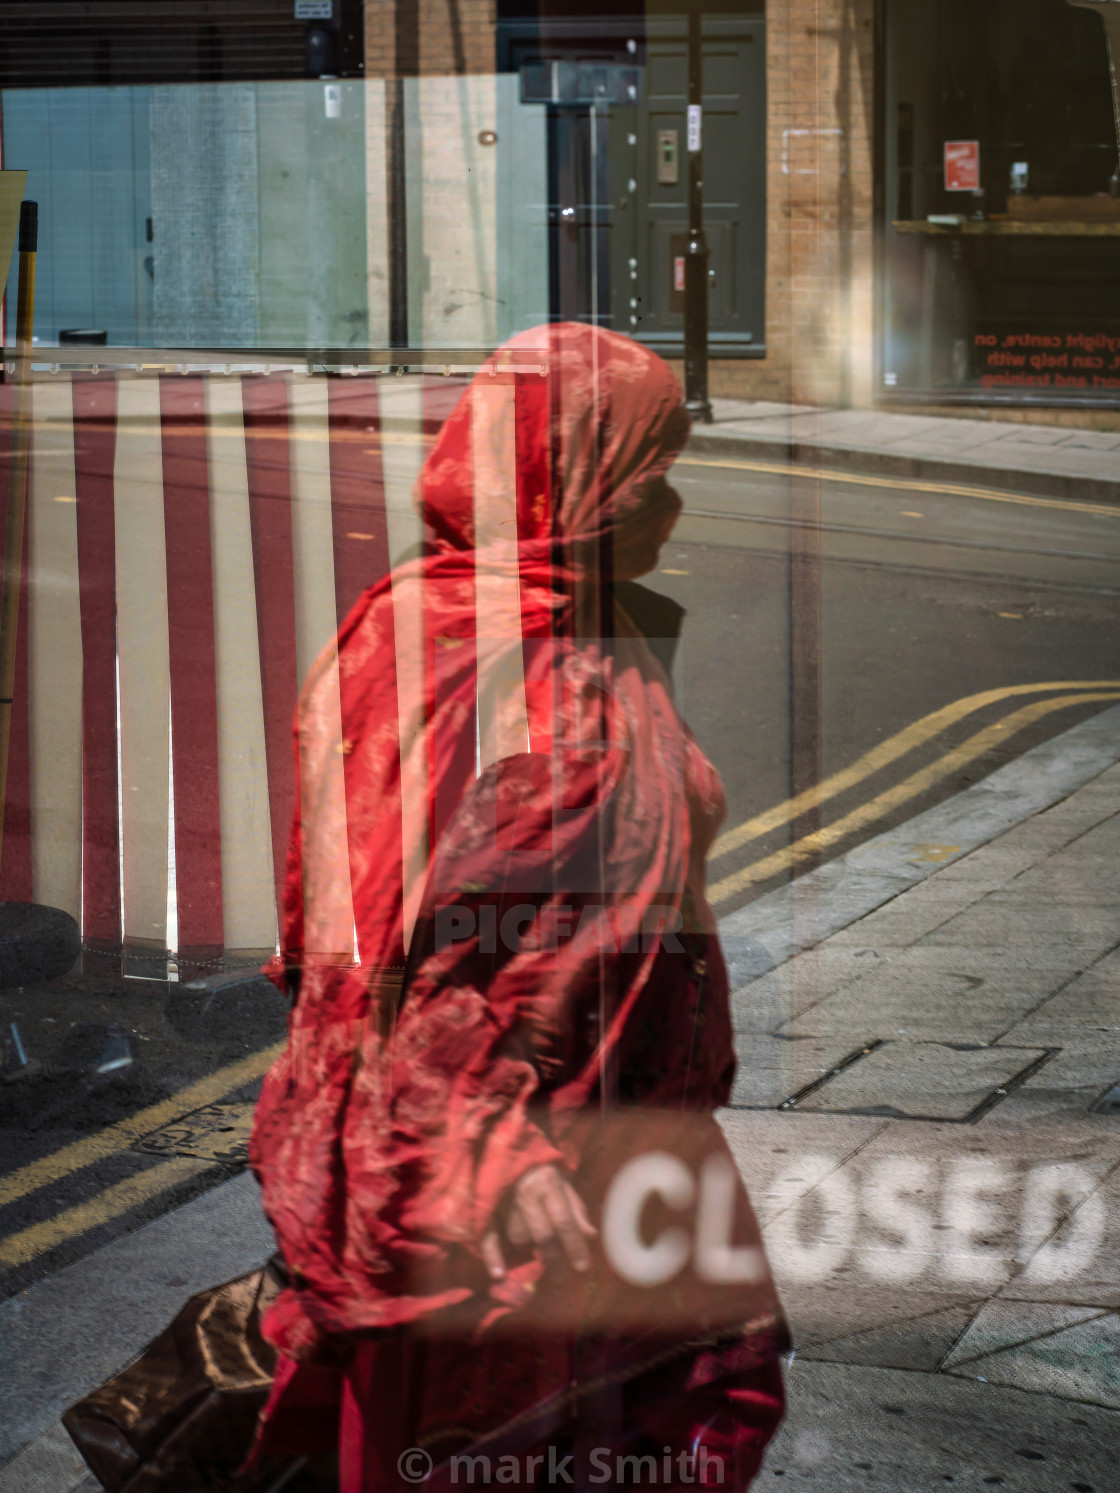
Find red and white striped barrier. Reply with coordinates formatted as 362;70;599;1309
0;370;465;966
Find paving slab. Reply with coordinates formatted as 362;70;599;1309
694;398;1120;507
941;1300;1105;1371
1048;792;1120;832
996;427;1081;448
778;1279;979;1355
921;899;1120;959
795;1041;1050;1122
996;1034;1120;1087
1059;431;1120;450
716;1110;888;1229
944;1307;1120;1411
0;1424;93;1493
776;946;1080;1044
824;877;984;948
992;1088;1120;1126
990;1083;1120;1127
914;841;1050;890
759;1119;1119;1303
761;1358;1119;1491
994;861;1120;903
728;1035;862;1107
729;945;887;1032
797;1301;981;1373
998;1162;1120;1309
708;399;812;423
1003;961;1120;1041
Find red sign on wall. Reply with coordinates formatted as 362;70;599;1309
944;140;981;192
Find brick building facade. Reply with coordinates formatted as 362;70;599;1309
12;1;1109;415
737;0;875;407
364;0;498;80
363;0;879;408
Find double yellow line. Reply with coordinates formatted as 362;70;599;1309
707;682;1120;906
0;1042;282;1271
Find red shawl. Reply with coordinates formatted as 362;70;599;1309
250;325;767;1363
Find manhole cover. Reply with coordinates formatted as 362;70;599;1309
135;1102;254;1164
794;1042;1050;1121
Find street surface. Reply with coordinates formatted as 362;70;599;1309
2;451;1118;1354
7;697;1119;1492
656;453;1120;907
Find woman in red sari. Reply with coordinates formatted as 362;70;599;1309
250;324;787;1490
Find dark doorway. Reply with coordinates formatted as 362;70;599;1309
509;28;644;328
499;9;766;352
636;13;765;357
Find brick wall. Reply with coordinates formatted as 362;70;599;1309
365;0;880;408
364;0;496;79
712;0;877;407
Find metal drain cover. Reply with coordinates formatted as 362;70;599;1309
795;1042;1050;1121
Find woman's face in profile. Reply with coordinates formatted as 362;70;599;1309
612;478;684;580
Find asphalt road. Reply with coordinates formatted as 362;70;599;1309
2;454;1119;1298
652;453;1120;906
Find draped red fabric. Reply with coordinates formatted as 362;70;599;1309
250;325;786;1482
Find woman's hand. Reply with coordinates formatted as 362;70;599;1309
481;1164;596;1279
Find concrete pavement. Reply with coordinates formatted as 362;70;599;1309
720;707;1120;1490
690;400;1120;506
2;707;1119;1491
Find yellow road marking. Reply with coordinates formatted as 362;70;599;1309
0;1042;283;1211
709;681;1120;862
708;691;1120;906
0;1157;209;1271
676;454;1120;521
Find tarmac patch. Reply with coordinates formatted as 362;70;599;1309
133;1102;253;1165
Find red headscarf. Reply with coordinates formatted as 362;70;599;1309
251;325;706;1350
421;322;690;556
